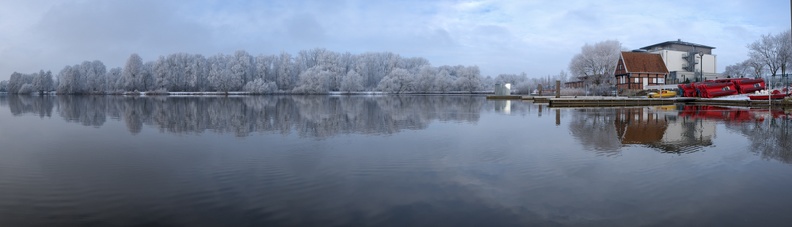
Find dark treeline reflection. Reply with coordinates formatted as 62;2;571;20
3;95;56;118
1;95;484;137
567;104;792;163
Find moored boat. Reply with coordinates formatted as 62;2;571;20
677;83;697;97
647;90;677;98
748;90;788;100
678;78;767;98
732;78;765;94
695;81;737;98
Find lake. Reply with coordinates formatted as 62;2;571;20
1;95;791;226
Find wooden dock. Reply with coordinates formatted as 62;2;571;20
548;97;674;107
487;95;792;108
485;95;523;100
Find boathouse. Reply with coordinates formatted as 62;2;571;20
614;51;669;90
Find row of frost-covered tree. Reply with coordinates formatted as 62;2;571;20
0;49;486;94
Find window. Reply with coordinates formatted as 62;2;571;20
652;78;657;83
634;78;639;83
658;78;665;84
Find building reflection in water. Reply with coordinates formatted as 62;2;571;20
615;106;718;154
569;104;792;158
492;99;538;117
493;100;511;114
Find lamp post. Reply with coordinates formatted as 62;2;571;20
698;52;704;82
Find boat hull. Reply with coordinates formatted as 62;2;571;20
748;94;787;100
648;90;677;98
678;78;767;98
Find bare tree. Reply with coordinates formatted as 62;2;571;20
434;69;453;93
723;60;751;78
557;70;569;84
122;53;146;91
377;68;413;93
747;31;789;81
293;65;331;94
413;66;436;93
454;66;481;92
777;30;792;80
568;40;621;94
746;58;766;79
340;69;364;92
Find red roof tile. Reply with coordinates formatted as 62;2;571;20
621;52;669;73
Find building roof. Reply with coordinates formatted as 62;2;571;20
640;39;715;50
620;52;669;73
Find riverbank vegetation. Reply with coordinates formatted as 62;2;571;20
1;49;490;95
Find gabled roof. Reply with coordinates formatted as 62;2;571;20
640;39;715;50
620;52;669;73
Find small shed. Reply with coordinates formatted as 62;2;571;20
494;83;511;95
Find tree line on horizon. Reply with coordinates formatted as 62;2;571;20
6;30;789;96
0;49;489;94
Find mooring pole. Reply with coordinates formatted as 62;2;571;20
556;80;561;98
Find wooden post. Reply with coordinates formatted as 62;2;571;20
538;84;543;96
556;80;561;98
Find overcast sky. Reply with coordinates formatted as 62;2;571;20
0;0;789;81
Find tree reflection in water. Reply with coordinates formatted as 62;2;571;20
724;109;792;163
1;95;484;138
4;95;55;118
3;95;792;163
567;108;623;154
566;104;792;162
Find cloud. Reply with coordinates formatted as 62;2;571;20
0;0;789;81
0;0;216;79
38;1;214;59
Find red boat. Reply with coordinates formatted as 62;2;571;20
710;78;765;94
677;83;697;97
694;81;738;98
732;78;765;94
748;90;788;100
677;78;766;98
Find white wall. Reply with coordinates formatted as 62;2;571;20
656;50;686;72
700;54;716;74
663;119;716;143
652;50;716;74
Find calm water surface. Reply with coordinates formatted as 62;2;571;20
1;95;791;226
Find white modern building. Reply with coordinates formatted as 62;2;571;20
640;39;722;83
